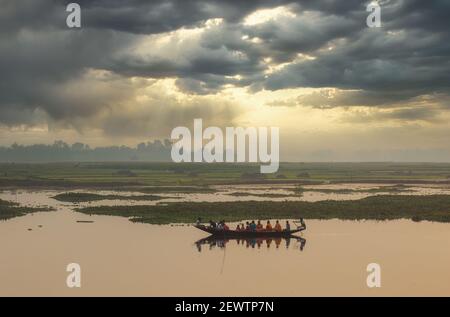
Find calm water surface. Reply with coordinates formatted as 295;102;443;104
1;190;450;296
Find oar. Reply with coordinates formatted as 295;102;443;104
220;244;226;275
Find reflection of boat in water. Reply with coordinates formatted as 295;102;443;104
194;219;306;238
195;235;306;252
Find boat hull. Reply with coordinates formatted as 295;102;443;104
194;224;305;238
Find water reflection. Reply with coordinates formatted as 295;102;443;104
195;235;306;252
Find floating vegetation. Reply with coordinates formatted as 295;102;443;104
292;184;415;194
0;198;54;221
52;192;167;203
132;186;217;194
227;192;293;198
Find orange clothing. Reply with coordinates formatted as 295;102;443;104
274;223;282;231
266;224;273;231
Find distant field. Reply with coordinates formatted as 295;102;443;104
0;162;450;188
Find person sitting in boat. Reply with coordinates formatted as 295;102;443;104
256;220;263;231
223;222;230;231
236;224;241;231
274;220;282;232
245;222;250;231
285;220;291;231
266;220;273;231
217;220;226;230
209;220;217;228
250;220;257;231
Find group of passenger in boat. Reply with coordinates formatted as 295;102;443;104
204;219;291;232
237;220;291;232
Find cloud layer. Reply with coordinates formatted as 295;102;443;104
0;0;449;159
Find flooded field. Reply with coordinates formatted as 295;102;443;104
1;188;450;296
3;183;450;208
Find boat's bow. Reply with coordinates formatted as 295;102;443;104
194;224;215;234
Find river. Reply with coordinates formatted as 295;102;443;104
1;191;449;296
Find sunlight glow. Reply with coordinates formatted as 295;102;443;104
243;6;296;26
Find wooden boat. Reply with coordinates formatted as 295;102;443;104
194;222;306;238
195;235;306;246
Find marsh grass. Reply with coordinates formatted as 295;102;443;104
0;198;54;220
75;194;450;224
293;184;414;194
131;186;217;194
227;192;294;198
52;192;167;203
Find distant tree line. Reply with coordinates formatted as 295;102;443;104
0;140;172;162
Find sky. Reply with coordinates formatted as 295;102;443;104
0;0;449;161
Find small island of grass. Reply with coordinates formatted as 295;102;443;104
292;184;414;194
0;199;54;220
75;194;450;224
227;192;293;198
52;192;169;203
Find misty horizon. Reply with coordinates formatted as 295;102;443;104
1;140;450;163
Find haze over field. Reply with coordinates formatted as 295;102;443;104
1;0;450;161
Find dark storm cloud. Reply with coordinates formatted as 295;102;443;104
0;0;292;35
385;0;450;33
0;0;282;125
263;0;450;105
265;32;450;94
1;0;450;127
75;0;295;33
0;27;135;124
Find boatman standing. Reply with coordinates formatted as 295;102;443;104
285;220;291;231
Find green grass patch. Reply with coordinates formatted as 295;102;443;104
0;199;54;220
293;184;414;194
1;162;449;188
75;194;450;224
227;192;293;198
131;186;217;194
52;192;166;203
